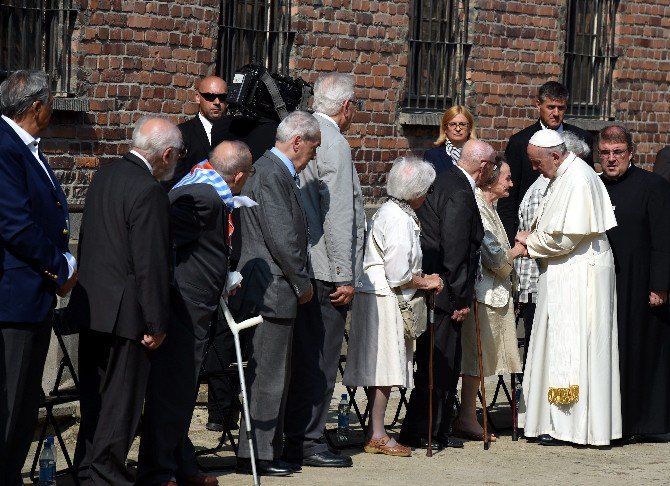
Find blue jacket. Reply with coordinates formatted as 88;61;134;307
424;146;454;176
0;116;70;322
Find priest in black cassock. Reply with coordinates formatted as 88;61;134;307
599;125;670;439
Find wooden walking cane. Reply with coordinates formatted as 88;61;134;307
426;290;436;457
474;300;490;450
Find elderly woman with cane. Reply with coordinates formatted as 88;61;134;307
453;159;525;441
343;157;442;457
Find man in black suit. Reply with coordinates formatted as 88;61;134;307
399;139;495;449
137;140;254;486
68;117;182;486
231;111;320;477
497;81;593;243
0;70;78;486
654;145;670;182
166;75;230;190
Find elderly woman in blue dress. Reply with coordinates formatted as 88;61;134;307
344;157;442;457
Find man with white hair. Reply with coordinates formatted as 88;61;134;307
231;111;320;477
68;117;182;485
517;129;620;446
282;73;364;468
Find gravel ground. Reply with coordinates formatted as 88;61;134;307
25;381;670;486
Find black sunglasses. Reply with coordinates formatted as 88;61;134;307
199;92;228;103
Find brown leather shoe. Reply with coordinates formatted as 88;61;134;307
180;475;219;486
363;435;411;457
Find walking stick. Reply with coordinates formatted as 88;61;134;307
474;300;490;450
426;290;436;457
220;297;263;486
511;373;518;441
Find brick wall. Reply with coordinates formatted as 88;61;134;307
40;0;670;206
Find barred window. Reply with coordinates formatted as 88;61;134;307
404;0;470;112
0;0;76;95
218;0;294;83
563;0;618;119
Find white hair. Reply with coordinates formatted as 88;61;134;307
312;73;355;116
386;156;436;201
561;131;591;159
131;116;182;160
275;111;321;143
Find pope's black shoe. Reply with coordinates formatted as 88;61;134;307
433;433;465;449
236;458;293;476
302;450;352;467
397;433;442;451
537;434;568;446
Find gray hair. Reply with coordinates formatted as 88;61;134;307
209;140;252;178
387;156;436;201
539;143;568;157
482;154;506;186
312;73;355;115
561;131;591;159
131;116;183;160
275;111;321;143
0;70;51;119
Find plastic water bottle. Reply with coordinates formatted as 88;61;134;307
39;436;56;485
337;393;350;442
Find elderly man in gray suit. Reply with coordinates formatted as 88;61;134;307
283;73;365;468
231;111;320;477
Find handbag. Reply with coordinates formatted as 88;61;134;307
371;230;427;339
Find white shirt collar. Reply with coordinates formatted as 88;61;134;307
456;164;476;192
539;119;564;133
129;150;153;173
2;115;37;146
313;112;340;132
198;113;213;144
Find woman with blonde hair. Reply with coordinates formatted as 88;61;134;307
424;105;477;175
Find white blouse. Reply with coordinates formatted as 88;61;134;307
358;200;422;300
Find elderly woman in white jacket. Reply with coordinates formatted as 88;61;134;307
344;157;442;457
453;161;525;441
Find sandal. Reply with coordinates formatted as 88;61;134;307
364;435;411;457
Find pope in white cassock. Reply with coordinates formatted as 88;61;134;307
516;129;621;446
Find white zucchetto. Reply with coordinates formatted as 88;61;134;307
529;129;564;148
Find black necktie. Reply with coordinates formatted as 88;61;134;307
293;174;300;188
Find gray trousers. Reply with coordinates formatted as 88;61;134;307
0;318;52;486
237;316;294;461
283;279;348;460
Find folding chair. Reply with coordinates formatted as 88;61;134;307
29;309;80;485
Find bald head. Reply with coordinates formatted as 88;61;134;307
131;117;183;181
459;139;497;186
209;140;253;193
196;75;228;122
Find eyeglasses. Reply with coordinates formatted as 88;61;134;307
447;121;470;129
177;146;188;159
199;92;228;103
348;99;363;110
427;184;434;195
598;149;629;159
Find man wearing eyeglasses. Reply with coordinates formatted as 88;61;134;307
166;75;231;190
498;81;594;245
599;125;670;443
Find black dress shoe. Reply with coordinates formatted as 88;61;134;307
276;458;302;472
397;434;442;451
302;450;352;467
434;433;465;449
236;458;293;476
205;422;224;432
537;434;567;446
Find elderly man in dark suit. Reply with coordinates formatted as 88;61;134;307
654;145;670;182
137;140;254;486
68;117;182;486
231;111;320;477
399;140;495;450
0;70;77;486
497;81;593;243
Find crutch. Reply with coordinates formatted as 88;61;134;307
474;301;490;450
426;290;436;457
220;297;263;486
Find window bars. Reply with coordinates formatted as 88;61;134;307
563;0;619;119
218;0;295;83
0;0;76;95
404;0;470;113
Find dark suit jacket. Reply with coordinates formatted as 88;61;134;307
169;183;230;314
230;149;311;319
417;165;484;314
0;116;70;322
424;146;454;177
498;120;594;243
67;153;172;340
654;145;670;183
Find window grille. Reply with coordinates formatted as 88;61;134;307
217;0;294;83
563;0;618;119
0;0;76;95
404;0;470;112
